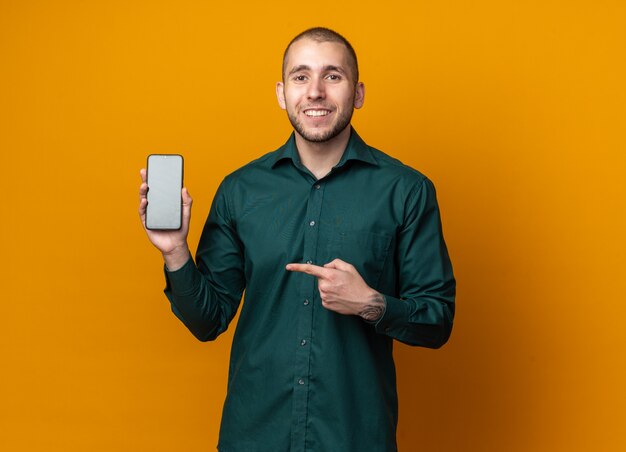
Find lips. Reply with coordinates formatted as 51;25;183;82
302;106;333;119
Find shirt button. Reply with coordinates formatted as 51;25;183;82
309;220;316;227
306;260;312;265
303;299;310;305
314;184;321;190
300;339;307;346
298;378;305;385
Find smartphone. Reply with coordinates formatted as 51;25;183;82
146;154;184;230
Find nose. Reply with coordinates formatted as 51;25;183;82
306;76;325;100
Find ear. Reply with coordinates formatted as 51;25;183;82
353;82;365;109
276;82;286;110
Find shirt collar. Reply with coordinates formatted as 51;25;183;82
270;128;379;169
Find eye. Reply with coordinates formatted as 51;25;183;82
293;74;308;82
326;74;342;81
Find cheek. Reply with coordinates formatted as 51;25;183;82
332;89;355;107
284;93;301;110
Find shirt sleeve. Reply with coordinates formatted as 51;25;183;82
374;177;456;348
163;178;245;342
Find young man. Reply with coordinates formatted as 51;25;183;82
139;27;455;452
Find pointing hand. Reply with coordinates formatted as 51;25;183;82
286;259;386;321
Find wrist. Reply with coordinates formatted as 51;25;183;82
163;245;191;272
359;290;386;322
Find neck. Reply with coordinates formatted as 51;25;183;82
295;126;352;180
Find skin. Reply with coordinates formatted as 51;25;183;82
138;36;385;322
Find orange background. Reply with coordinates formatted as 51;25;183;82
1;1;625;450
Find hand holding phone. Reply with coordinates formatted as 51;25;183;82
138;155;192;271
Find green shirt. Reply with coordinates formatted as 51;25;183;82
164;129;455;452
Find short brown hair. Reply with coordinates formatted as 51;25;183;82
282;27;359;82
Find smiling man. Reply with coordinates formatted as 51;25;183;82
139;27;455;452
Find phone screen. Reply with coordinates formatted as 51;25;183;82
146;154;184;230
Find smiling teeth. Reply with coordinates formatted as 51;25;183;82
305;110;329;117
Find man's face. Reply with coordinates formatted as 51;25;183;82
276;38;364;143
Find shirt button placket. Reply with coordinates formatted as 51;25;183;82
290;180;324;452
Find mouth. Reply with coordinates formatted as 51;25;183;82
303;108;332;118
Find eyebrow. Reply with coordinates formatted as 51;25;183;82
288;64;348;76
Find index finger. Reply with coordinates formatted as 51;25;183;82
286;263;331;279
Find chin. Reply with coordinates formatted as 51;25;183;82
302;131;338;143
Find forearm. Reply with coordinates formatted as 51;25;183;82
164;258;242;342
373;286;455;348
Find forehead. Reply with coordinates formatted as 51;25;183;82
284;38;352;73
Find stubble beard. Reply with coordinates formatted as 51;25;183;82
287;102;355;143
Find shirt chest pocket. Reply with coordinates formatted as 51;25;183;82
325;230;393;289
